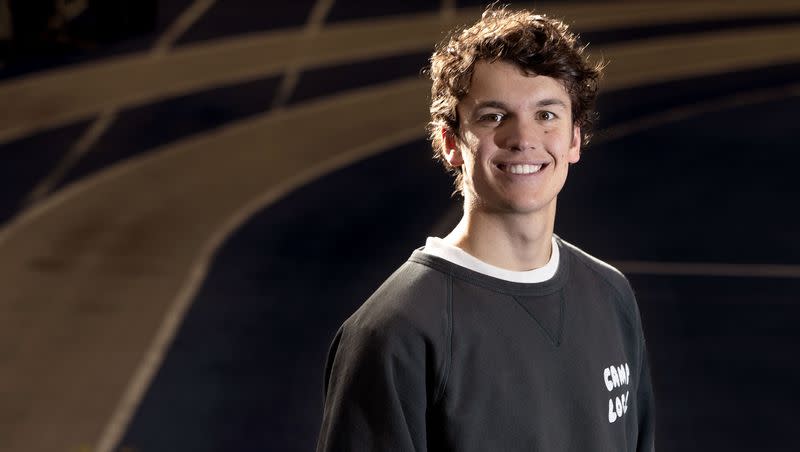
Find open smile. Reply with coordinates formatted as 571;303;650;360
496;163;549;175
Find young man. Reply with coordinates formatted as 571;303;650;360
317;7;655;451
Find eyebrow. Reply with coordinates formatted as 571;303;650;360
473;100;508;110
472;98;568;110
535;98;568;108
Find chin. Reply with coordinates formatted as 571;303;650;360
469;188;556;215
502;196;556;215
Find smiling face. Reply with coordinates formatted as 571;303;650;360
444;59;581;218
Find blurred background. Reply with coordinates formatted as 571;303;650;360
1;1;799;451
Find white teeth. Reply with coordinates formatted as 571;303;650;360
506;164;542;174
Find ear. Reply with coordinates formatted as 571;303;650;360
442;127;464;167
568;124;581;164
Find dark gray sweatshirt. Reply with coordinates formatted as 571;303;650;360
317;237;655;451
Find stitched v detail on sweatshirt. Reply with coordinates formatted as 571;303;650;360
511;289;565;346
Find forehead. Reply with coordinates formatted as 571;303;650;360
459;60;571;111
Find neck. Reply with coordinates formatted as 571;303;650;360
443;200;556;271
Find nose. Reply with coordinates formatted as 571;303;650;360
496;115;539;152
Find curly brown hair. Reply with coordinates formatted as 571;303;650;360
427;5;604;193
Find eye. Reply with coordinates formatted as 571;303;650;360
536;111;557;121
479;113;505;123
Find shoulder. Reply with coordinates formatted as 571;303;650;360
558;237;633;298
331;258;452;400
342;258;450;346
557;237;641;326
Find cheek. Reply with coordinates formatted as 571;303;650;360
544;128;574;155
463;130;481;148
460;134;484;162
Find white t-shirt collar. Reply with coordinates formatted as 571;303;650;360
421;236;559;283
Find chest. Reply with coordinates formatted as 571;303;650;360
435;283;640;451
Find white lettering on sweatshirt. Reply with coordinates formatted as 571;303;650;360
603;362;631;423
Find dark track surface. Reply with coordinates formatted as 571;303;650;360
559;93;800;264
0;120;90;223
0;0;193;81
636;275;800;452
119;139;455;451
58;76;283;191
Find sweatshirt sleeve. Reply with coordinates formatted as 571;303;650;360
316;319;433;452
636;338;656;452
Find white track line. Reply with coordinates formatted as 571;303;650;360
3;3;799;144
605;78;797;281
0;76;429;249
612;261;800;278
598;82;800;144
600;82;800;279
92;122;424;452
23;0;217;207
271;0;336;109
152;0;216;56
92;260;209;452
90;4;218;452
594;83;800;280
22;108;117;206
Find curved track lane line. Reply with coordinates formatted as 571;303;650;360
613;261;800;279
94;123;425;452
1;1;799;143
4;27;800;246
0;78;427;451
598;82;800;143
22;0;217;206
270;0;336;109
600;26;800;90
